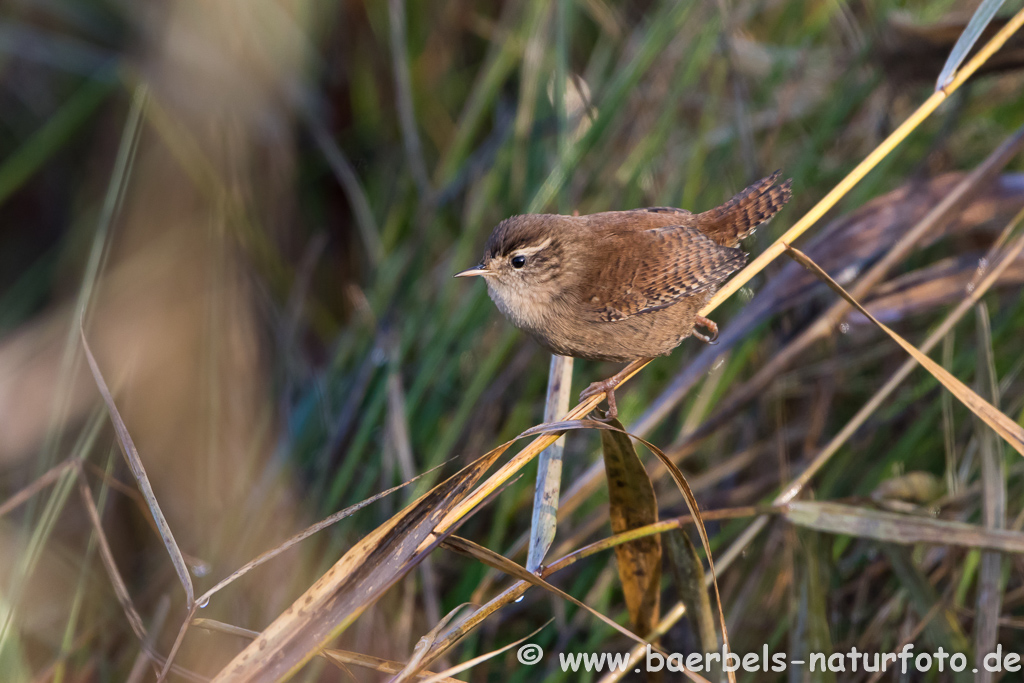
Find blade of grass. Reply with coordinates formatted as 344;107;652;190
302;109;383;265
125;596;171;683
76;472;147;641
942;332;959;495
882;545;972;667
80;326;195;608
441;535;654;649
785;246;1024;456
527;354;573;572
784;501;1024;553
388;0;432;200
418;620;553;683
55;448;116;683
973;302;1005;681
665;530;717;655
936;0;1007;90
395;603;476;683
37;82;145;478
790;529;836;683
0;460;77;519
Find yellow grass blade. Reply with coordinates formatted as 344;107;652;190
786;246;1024;456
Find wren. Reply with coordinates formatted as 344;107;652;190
456;171;793;419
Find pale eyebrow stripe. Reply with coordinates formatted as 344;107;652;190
510;237;552;257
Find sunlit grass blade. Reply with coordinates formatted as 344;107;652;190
785;246;1024;456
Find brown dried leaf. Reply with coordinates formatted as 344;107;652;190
600;417;661;638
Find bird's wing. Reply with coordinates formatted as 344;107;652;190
582;224;746;322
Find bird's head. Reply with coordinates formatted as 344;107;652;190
455;215;569;328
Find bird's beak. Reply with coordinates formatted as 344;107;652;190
454;265;490;278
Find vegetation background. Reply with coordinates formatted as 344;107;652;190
2;0;1024;681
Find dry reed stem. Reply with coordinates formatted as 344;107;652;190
76;473;147;642
193;618;462;682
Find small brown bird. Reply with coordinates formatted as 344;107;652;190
456;171;792;418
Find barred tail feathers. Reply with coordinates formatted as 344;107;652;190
696;170;793;248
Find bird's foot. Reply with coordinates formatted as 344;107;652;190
579;378;620;421
692;316;719;344
578;357;653;421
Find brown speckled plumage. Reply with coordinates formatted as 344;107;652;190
457;172;791;416
462;172;792;364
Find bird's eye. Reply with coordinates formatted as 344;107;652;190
511;255;526;269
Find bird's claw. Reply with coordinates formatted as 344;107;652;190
580;379;619;421
693;316;719;345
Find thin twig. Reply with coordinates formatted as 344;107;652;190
77;473;147;641
0;460;76;518
125;595;171;683
197;463;441;604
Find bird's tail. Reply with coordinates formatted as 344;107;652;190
696;170;793;248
